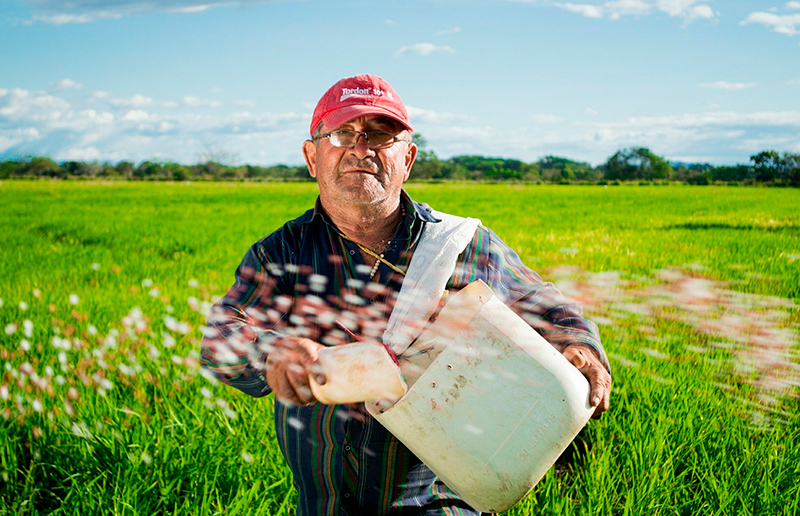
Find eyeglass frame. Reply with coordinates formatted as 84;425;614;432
312;129;412;150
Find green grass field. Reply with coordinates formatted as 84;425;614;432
1;181;798;515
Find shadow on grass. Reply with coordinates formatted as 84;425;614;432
663;222;799;232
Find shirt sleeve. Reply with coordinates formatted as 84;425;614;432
450;225;610;373
200;242;289;397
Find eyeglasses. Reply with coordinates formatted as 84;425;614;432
314;129;410;150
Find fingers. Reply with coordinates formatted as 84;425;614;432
562;344;612;419
562;346;587;370
584;361;611;418
266;337;326;406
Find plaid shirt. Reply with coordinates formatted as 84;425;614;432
200;191;607;516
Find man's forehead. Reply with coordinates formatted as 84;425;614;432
332;115;402;130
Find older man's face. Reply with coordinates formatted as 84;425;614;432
302;115;417;207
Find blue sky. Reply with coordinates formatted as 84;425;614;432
1;0;798;166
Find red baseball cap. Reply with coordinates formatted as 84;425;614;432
310;74;413;135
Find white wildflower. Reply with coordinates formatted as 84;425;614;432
69;294;79;306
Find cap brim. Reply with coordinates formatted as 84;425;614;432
321;105;413;133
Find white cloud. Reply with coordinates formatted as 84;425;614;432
60;146;104;161
169;3;219;14
0;86;306;164
531;114;565;124
0;128;41;154
406;106;473;124
742;10;800;35
395;43;455;57
32;13;100;24
698;81;756;90
98;93;153;108
606;0;651;19
26;0;279;24
585;107;599;116
788;2;800;10
657;0;715;23
54;79;84;90
183;96;222;108
0;88;72;122
556;3;605;18
436;27;462;35
417;107;800;166
122;109;150;121
3;85;798;167
605;110;800;131
551;0;715;23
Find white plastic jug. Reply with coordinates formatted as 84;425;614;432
366;280;595;513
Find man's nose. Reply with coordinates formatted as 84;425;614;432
351;133;376;159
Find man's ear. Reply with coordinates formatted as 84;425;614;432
403;142;418;181
302;139;317;178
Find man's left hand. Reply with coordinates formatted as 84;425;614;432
562;344;611;418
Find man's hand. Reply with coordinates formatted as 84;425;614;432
562;344;611;418
266;337;327;406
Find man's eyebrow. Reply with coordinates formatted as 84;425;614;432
338;117;400;131
370;117;401;130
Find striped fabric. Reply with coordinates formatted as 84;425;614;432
200;191;608;515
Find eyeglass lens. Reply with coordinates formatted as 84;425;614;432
330;130;394;149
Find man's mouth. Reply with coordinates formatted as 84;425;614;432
340;158;381;176
343;167;378;175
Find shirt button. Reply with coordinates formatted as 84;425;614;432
344;493;350;499
344;445;351;451
349;250;355;255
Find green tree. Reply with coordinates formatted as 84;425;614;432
63;161;102;178
780;152;800;186
20;157;64;178
751;150;782;183
0;160;20;179
538;156;593;183
603;148;673;181
134;161;166;180
115;161;135;179
410;133;443;179
163;162;192;181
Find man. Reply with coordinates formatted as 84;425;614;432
200;74;611;516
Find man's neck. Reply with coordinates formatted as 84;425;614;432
321;196;404;251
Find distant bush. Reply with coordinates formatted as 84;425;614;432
2;144;798;186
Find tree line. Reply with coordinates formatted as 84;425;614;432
1;138;798;186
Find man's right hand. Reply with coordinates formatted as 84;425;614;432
266;337;327;405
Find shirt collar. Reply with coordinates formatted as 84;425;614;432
307;189;442;226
